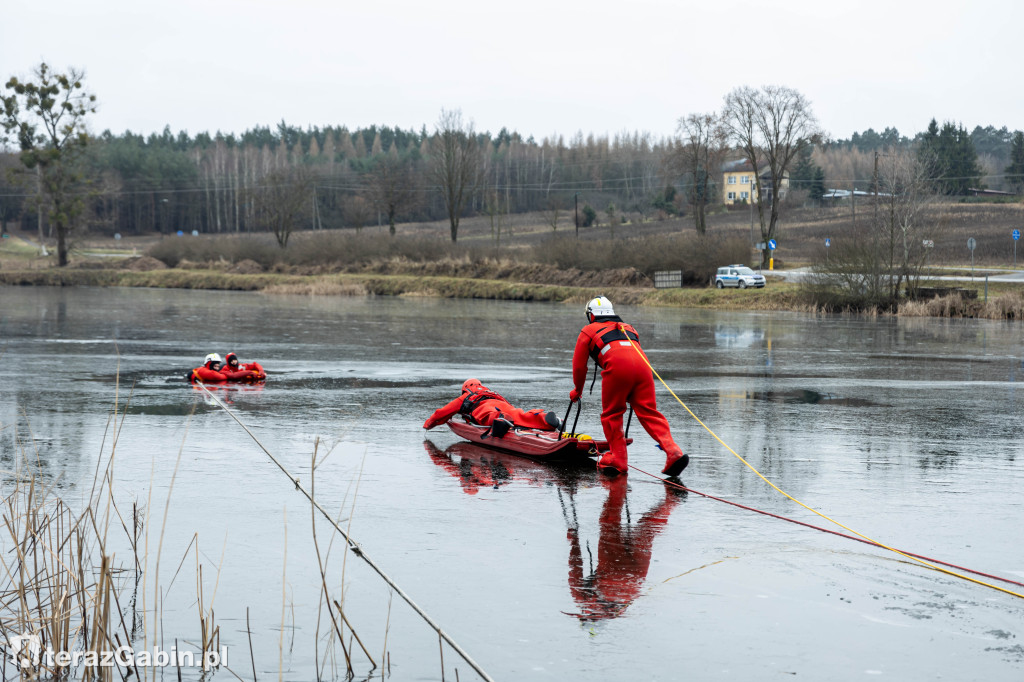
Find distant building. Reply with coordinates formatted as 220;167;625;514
722;159;789;206
968;188;1015;197
821;189;893;201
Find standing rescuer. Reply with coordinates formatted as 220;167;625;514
570;296;689;477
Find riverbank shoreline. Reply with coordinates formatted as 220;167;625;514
0;266;800;310
3;265;1023;319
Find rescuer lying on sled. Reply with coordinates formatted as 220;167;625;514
423;379;563;438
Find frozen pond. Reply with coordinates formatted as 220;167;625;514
1;286;1023;681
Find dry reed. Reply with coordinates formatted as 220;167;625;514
261;279;368;296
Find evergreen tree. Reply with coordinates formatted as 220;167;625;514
2;63;96;265
1004;131;1024;194
790;143;826;203
942;122;983;194
918;119;983;195
917;119;941;189
810;167;827;201
790;145;815;189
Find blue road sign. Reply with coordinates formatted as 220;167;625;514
768;239;777;250
1014;229;1020;241
825;238;831;247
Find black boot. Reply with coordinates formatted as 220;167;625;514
483;417;513;439
544;411;564;431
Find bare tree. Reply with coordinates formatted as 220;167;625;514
810;148;937;306
364;150;419;236
873;149;937;300
250;166;313;247
482;189;507;246
429;109;480;242
670;112;729;235
343;195;373;233
722;85;821;265
541;196;562;231
2;63;96;265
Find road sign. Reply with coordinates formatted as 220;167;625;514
768;239;777;250
756;242;766;250
1014;229;1020;241
967;238;976;251
922;239;934;248
825;238;831;247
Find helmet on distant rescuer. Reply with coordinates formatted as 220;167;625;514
204;353;223;369
585;296;615;322
462;378;483;393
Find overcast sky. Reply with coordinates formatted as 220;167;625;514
3;0;1021;144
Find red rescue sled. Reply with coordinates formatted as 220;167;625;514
445;416;630;460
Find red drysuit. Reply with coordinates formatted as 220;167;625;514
423;383;555;431
221;353;266;382
571;315;682;473
190;364;228;383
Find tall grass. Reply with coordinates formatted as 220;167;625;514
146;230;751;283
0;434;140;679
0;387;390;681
899;291;1024;319
148;232;464;271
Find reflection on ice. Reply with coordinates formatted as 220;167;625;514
424;439;686;621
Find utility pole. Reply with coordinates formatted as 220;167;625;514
36;166;45;251
574;192;579;238
873;151;879;226
749;184;754;246
851;179;856;227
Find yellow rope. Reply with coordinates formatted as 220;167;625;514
625;341;1024;600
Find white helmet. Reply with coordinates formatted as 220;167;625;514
585;296;615;320
204;353;223;366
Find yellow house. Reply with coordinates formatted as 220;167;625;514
721;160;789;206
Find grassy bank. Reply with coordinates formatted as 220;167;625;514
6;265;1021;319
4;221;1024;318
0;266;658;303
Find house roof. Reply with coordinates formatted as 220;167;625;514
722;159;759;173
822;189;893;198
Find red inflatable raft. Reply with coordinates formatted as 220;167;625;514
445;416;630;460
188;362;266;384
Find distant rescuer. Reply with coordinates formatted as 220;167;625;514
570;296;689;477
189;353;228;383
423;379;563;436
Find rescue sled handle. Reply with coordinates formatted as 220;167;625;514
557;399;582;441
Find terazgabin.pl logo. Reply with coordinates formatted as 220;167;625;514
7;633;42;668
6;633;227;670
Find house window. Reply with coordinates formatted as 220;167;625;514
727;176;736;184
741;175;749;184
740;191;748;200
727;192;736;200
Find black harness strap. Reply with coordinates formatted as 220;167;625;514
460;390;505;420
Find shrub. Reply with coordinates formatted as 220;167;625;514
581;205;597;227
149;231;459;270
532;233;749;284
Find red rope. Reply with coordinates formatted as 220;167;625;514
630;465;1024;590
